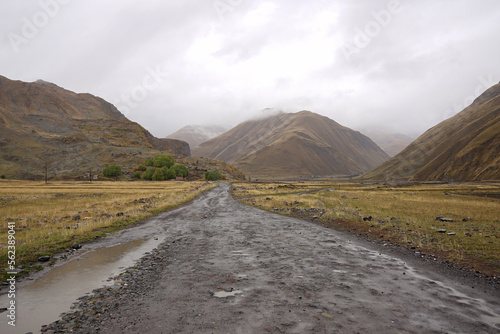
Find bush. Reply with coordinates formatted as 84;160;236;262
152;154;175;168
172;164;189;178
142;168;155;180
152;168;165;181
163;166;176;180
103;165;122;179
133;171;142;179
0;175;5;179
204;171;222;181
145;158;154;166
136;164;147;171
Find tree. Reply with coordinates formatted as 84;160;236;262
152;154;175;168
145;158;154;167
172;164;189;178
103;165;122;180
152;168;165;181
142;168;155;180
204;171;222;181
163;166;176;180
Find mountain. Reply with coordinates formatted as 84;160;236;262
363;83;500;182
192;110;390;178
167;125;227;148
0;75;189;179
361;129;415;157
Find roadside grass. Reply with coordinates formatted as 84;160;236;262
0;180;216;280
232;182;500;276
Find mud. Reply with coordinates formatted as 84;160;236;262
47;183;500;333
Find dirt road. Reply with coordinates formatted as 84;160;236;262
47;183;500;333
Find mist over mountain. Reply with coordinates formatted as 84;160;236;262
167;125;227;149
193;110;390;178
363;83;500;182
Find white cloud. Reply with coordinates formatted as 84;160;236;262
1;0;499;137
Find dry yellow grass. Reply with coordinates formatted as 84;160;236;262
0;180;216;275
232;181;500;275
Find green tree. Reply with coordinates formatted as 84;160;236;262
163;166;176;180
144;158;154;166
103;165;122;180
172;164;189;178
152;168;165;181
152;154;175;168
142;168;155;180
204;171;222;181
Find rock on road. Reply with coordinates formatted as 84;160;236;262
50;183;500;333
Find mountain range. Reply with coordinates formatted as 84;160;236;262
167;125;227;148
0;75;189;179
192;110;390;178
364;82;500;181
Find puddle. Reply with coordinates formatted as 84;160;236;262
213;289;243;298
0;237;164;333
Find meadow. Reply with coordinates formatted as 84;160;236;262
232;181;500;276
0;180;216;278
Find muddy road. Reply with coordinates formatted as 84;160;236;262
48;183;500;333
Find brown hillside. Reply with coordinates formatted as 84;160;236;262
192;110;389;178
363;83;500;181
0;75;189;179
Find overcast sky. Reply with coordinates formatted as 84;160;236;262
1;0;499;138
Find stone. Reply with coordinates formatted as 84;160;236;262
438;217;454;222
38;255;51;262
437;229;447;233
72;243;82;250
363;216;373;221
72;214;81;220
447;232;456;236
116;212;124;217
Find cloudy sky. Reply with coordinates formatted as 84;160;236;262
1;0;499;138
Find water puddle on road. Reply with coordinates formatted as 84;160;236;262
0;237;164;334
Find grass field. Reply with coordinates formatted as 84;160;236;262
0;180;216;279
232;181;500;276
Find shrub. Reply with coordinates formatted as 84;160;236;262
172;164;189;178
152;168;165;181
133;171;142;179
142;168;155;180
103;165;122;180
204;171;222;181
0;175;5;179
145;158;154;166
152;154;175;168
136;164;147;171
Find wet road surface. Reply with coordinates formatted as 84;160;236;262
48;183;500;333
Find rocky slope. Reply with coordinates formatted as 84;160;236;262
363;83;500;181
192;110;389;178
0;75;190;179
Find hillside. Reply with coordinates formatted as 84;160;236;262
167;125;227;148
363;83;500;181
0;75;190;179
192;110;390;178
